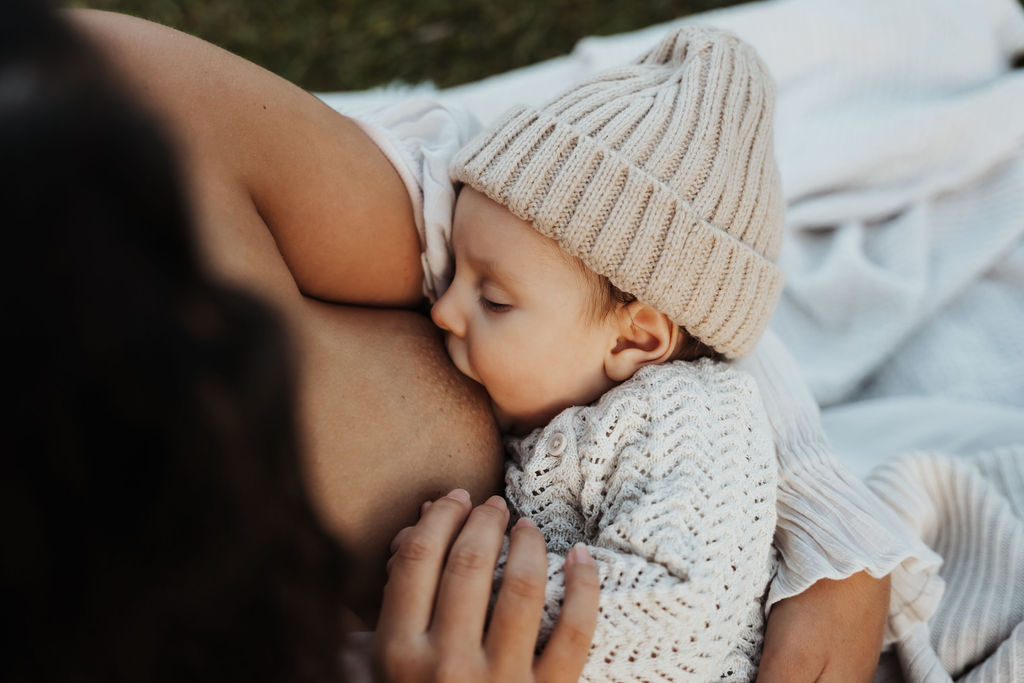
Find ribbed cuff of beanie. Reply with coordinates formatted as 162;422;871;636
451;104;784;359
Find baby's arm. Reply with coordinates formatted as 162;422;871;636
506;363;777;681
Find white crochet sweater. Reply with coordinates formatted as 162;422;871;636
503;359;777;682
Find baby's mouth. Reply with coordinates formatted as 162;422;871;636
440;338;508;430
443;336;494;408
443;334;474;381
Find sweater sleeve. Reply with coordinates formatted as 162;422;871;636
505;362;778;682
735;330;942;641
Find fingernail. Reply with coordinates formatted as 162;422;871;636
420;500;432;515
569;542;595;566
484;495;507;511
512;517;537;531
446;488;471;504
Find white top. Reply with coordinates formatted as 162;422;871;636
351;98;942;645
503;359;777;682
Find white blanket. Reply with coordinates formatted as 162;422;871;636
322;0;1024;679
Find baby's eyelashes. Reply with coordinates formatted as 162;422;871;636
479;295;512;313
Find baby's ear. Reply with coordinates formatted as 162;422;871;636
604;301;681;382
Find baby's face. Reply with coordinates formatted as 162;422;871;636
431;188;617;434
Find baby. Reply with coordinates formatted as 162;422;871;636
431;26;782;681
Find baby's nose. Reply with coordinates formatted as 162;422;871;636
430;288;464;337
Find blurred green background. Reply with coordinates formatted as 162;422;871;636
68;0;749;91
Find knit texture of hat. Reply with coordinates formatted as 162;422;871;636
451;26;784;359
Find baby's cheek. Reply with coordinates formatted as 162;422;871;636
480;361;535;418
480;356;522;401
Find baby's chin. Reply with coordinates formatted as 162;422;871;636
493;406;527;436
491;403;557;437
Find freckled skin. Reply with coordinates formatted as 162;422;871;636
297;303;503;625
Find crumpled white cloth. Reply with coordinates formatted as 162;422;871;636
755;0;1024;409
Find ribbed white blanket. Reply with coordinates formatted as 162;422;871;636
869;447;1024;682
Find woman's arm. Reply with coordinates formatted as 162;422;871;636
70;9;425;307
757;572;890;683
67;11;507;627
736;331;942;682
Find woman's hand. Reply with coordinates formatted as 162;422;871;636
373;489;600;682
756;571;890;683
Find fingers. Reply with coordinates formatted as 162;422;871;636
535;544;600;682
377;495;598;683
377;489;473;641
431;495;510;642
485;518;549;674
386;501;434;558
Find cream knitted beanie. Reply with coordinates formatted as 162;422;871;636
451;26;784;358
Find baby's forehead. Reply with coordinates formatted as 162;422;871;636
454;186;604;293
454;190;559;260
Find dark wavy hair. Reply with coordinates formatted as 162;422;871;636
1;2;347;681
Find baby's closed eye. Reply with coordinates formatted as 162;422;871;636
479;295;512;312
